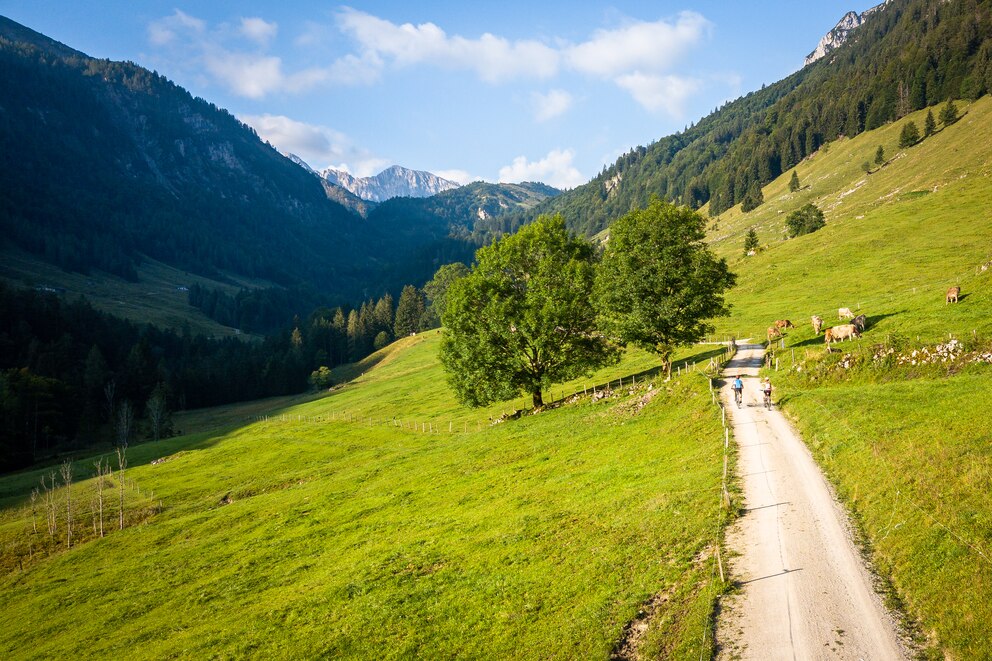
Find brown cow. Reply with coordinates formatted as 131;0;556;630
946;286;960;304
811;315;823;334
838;307;855;320
824;324;861;351
767;326;782;343
774;319;795;329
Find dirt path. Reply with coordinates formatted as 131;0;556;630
715;344;907;660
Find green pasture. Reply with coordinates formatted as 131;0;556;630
0;333;732;659
710;97;992;343
777;369;992;659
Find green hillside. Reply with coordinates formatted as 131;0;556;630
709;97;992;657
712;96;992;340
0;334;733;658
514;0;992;236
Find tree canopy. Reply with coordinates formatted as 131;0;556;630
440;215;619;408
594;198;735;376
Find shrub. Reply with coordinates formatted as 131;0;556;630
785;203;826;238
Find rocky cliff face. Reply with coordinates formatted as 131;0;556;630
804;1;890;66
319;165;460;202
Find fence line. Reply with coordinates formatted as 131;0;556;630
697;341;738;655
248;344;739;436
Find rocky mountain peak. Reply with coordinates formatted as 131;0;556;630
317;165;460;202
804;1;891;67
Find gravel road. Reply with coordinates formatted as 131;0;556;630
715;344;907;660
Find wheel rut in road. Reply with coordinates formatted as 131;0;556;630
715;344;907;660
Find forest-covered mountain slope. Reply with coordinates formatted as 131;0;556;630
0;16;475;306
513;0;992;237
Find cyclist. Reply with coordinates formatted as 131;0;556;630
761;377;773;410
732;375;744;408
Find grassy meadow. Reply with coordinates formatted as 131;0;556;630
0;334;733;659
708;97;992;657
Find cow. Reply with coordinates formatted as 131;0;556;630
852;314;867;332
824;324;861;351
774;319;795;330
838;307;855;320
767;326;782;343
946;286;960;304
811;315;824;334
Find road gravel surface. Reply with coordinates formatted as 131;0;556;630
715;344;907;660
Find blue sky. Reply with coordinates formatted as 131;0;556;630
2;1;869;188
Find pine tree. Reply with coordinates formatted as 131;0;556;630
743;228;759;256
898;121;920;148
938;99;958;126
788;171;800;193
874;145;885;165
924;109;936;136
740;181;764;212
394;286;425;338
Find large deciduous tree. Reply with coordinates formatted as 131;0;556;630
594;198;735;378
440;215;619;408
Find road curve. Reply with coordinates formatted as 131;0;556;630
715;344;907;660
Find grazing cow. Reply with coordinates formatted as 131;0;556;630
824;324;861;351
767;326;782;343
946;286;960;304
774;319;795;330
852;314;867;332
838;307;855;320
811;315;824;334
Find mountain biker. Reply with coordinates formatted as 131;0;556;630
732;375;744;406
761;377;772;408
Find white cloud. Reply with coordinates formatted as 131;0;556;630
204;52;284;99
614;73;701;115
148;10;205;46
148;10;377;98
239;17;278;46
148;9;717;114
240;114;388;176
532;89;573;122
498;149;585;189
566;12;710;77
336;8;559;83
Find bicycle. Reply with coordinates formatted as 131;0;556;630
763;389;772;410
733;387;743;408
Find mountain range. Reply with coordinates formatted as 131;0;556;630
3;0;991;331
0;14;556;319
318;165;461;202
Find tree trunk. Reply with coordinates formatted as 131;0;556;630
532;390;543;407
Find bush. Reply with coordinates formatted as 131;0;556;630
785;203;826;238
309;366;333;390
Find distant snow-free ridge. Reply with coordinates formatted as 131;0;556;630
302;162;461;202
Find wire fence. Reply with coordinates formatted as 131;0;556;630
250;344;739;435
697;343;738;658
